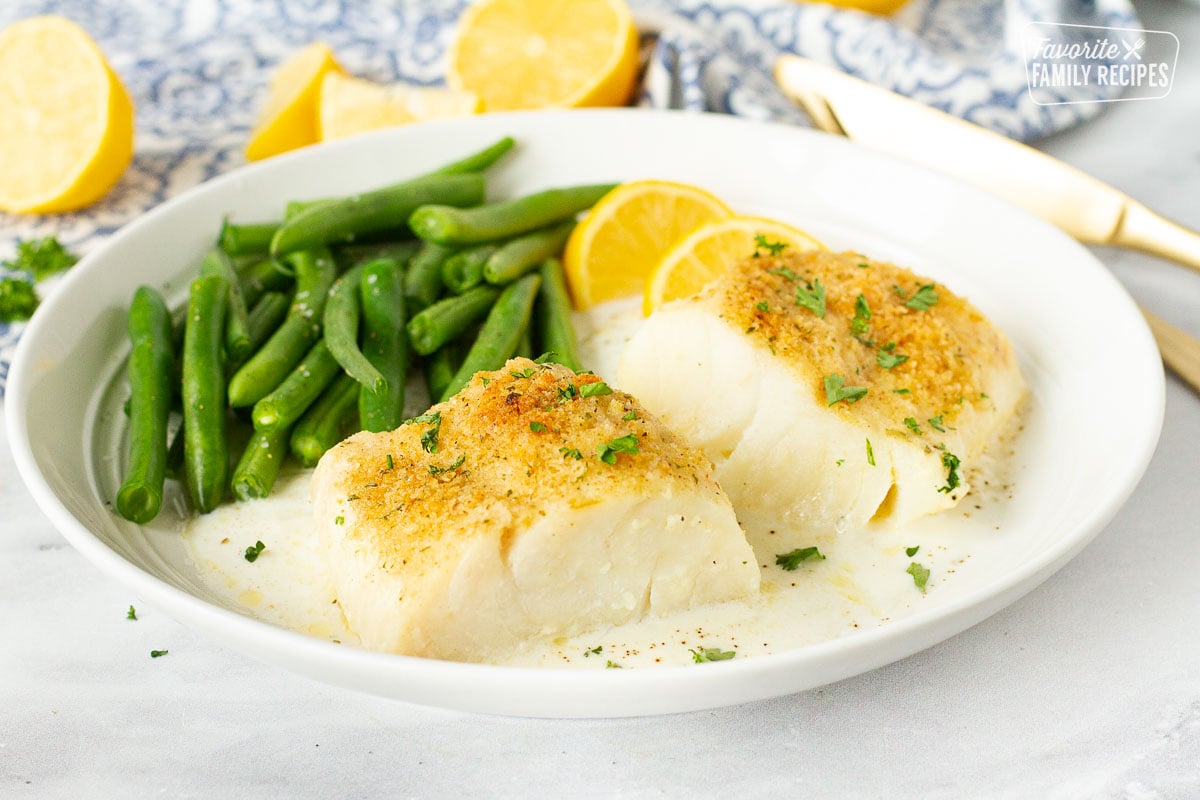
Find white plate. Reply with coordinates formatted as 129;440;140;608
7;110;1163;718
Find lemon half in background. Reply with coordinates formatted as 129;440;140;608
0;15;134;214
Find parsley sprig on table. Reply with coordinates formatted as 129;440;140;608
0;237;79;322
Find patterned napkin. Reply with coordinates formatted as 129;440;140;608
0;0;1138;391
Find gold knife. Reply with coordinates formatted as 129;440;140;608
774;54;1200;394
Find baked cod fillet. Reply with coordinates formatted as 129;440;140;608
312;358;758;661
619;250;1025;554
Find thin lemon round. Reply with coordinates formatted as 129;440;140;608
563;180;733;310
246;42;343;161
0;15;134;214
447;0;639;111
318;73;480;141
644;216;825;315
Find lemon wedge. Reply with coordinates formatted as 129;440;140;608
643;216;824;315
318;73;480;141
0;15;134;214
562;180;732;310
447;0;640;111
246;42;343;161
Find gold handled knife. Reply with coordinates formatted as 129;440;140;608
775;54;1200;394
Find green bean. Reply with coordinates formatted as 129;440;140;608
228;248;336;407
405;242;454;312
359;259;408;432
115;286;175;523
200;248;252;363
230;425;292;501
335;240;419;271
285;199;330;220
291;374;360;467
515;323;533;360
236;257;294;309
406;285;499;356
441;244;497;294
483;219;575;285
534;258;583;372
271;173;486;256
219;220;279;257
181;275;229;514
251;339;342;432
409;183;616;246
164;420;185;481
423;340;465;404
324;263;386;394
440;273;541;402
245;291;291;355
431;136;515;175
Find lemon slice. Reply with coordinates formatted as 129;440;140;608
0;15;134;214
794;0;909;13
246;42;343;161
447;0;640;111
562;180;732;310
644;216;825;315
318;73;480;141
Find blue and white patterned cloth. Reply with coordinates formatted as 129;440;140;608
0;0;1138;391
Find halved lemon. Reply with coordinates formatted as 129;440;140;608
246;42;343;161
795;0;910;14
563;180;733;310
318;73;481;141
0;15;134;214
644;216;825;314
447;0;640;111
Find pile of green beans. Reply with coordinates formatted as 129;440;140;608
115;135;603;523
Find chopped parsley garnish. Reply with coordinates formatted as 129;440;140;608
243;540;265;563
579;381;613;398
480;376;491;386
533;351;559;364
690;647;736;663
770;266;803;282
876;346;909;369
824;374;868;406
6;237;78;281
557;383;578;402
510;368;536;379
904;417;922;435
597;433;640;464
928;415;946;432
753;234;787;258
403;411;442;454
334;515;344;526
385;454;394;471
937;451;961;494
126;605;137;621
893;388;912;395
584;645;602;657
907;562;930;592
605;660;623;669
903;283;939;311
835;458;845;467
850;294;871;336
775;546;825;570
0;276;38;322
529;421;547;433
857;262;870;269
865;437;875;466
906;545;920;557
428;454;465;475
560;447;583;460
794;278;826;318
621;410;639;421
150;650;169;659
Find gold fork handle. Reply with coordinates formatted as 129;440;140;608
1113;202;1200;276
1141;307;1200;395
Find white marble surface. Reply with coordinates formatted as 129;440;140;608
3;1;1200;796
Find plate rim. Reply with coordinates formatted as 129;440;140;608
5;108;1166;718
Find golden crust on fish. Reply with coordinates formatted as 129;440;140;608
312;358;759;660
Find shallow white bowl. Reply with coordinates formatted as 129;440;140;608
6;110;1163;718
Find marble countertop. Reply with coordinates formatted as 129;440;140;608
3;1;1199;796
